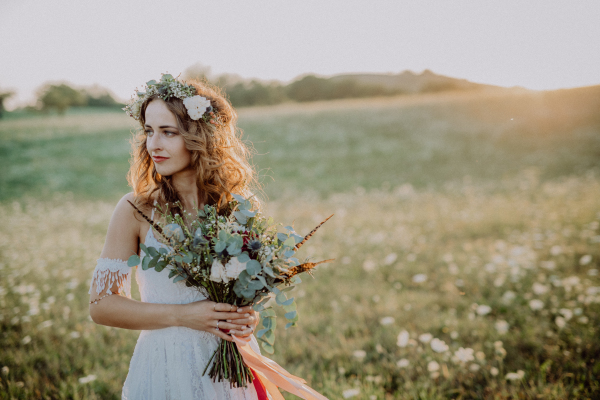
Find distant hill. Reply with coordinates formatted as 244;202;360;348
326;69;505;94
185;66;521;107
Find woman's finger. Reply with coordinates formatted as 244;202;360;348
226;316;255;326
217;311;251;320
216;321;246;331
236;305;253;313
214;303;238;312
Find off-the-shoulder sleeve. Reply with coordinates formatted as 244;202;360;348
88;258;133;302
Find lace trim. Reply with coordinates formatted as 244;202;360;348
88;257;133;298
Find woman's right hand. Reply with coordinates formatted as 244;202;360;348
177;300;253;341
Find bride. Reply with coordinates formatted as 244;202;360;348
88;75;262;399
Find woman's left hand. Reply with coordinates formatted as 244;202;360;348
226;305;259;337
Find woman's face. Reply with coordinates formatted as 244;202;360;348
144;99;193;177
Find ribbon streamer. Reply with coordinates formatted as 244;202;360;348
232;335;328;400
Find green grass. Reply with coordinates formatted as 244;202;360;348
0;87;599;399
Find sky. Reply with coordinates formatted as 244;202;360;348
1;0;599;108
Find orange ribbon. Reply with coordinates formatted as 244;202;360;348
232;335;328;400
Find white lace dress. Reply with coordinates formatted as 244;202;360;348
89;224;261;400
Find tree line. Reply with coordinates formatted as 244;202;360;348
0;67;478;117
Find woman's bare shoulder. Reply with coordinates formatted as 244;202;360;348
99;193;144;259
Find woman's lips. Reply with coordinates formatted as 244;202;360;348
152;156;168;163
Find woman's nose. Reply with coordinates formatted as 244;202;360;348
146;134;162;153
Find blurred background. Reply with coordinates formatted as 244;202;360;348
1;1;599;399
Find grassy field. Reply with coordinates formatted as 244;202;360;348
0;87;599;399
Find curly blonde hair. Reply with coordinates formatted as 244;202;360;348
127;78;256;213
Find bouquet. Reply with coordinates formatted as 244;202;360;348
126;194;333;390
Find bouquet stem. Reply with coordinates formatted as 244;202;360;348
204;338;254;388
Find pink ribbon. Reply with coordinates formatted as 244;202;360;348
232;335;328;400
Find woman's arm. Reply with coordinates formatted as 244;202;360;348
88;194;251;341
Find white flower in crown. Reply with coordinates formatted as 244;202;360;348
183;95;212;120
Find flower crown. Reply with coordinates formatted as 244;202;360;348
123;74;222;126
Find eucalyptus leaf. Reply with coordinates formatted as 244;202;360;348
261;308;276;318
260;342;274;354
168;270;177;279
291;233;304;244
246;260;261;275
237;253;250;263
282;302;297;312
281;286;295;292
247;280;263;291
276;233;288;242
285;322;296;329
214;241;226;253
240;209;256;217
283;237;296;248
253;303;265;312
127;255;140;267
173;275;185;283
231;193;246;203
256;328;268;338
233;211;248;224
284;311;297;320
142;256;151;270
284;226;294;232
282;297;295;306
148;258;158;269
263;330;275;345
139;243;149;254
263;266;276;278
275;293;287;305
147;246;159;257
155;259;168;272
159;248;169;255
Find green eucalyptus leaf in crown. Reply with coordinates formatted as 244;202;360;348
123;73;222;127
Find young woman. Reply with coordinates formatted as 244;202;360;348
88;75;262;399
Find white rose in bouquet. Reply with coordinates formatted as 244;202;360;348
210;259;227;283
225;257;247;280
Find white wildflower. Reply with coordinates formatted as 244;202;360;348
430;338;449;353
342;389;360;399
22;336;31;345
476;305;492;316
78;374;97;384
380;316;395;326
384;253;398;265
469;363;480;372
453;347;475;363
559;308;573;321
396;330;409;347
490;367;499;376
555;316;566;329
396;358;410;368
529;299;544;310
579;254;592;265
502;290;516;304
505;370;525;381
550;245;562;256
418;333;433;343
353;350;366;360
495;320;509;334
427;361;440;372
412;274;427;283
532;282;549;295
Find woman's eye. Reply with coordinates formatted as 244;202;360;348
165;131;177;137
144;130;153;136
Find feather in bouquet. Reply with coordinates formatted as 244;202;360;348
126;195;333;389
